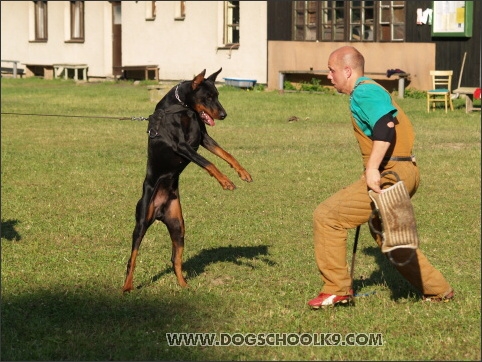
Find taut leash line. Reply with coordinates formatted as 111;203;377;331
1;112;148;121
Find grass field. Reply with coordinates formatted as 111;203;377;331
1;77;480;361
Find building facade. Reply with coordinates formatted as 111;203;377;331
2;1;480;92
1;1;268;83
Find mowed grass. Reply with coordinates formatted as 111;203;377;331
1;77;480;361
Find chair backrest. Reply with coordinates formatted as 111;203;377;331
430;70;453;91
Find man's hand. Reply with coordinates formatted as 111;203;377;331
365;168;382;193
365;140;391;193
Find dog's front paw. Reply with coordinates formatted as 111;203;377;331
220;179;236;190
238;169;253;182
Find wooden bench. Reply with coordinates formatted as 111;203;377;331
1;60;24;78
114;65;159;81
24;64;54;79
53;64;88;81
279;69;410;99
1;67;24;78
453;87;481;113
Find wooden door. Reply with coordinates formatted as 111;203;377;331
112;2;122;76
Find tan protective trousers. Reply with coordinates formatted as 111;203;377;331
313;161;452;297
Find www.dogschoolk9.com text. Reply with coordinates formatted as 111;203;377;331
166;332;384;347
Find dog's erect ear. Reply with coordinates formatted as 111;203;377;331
207;68;222;82
192;69;206;90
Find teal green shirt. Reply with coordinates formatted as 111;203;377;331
350;76;398;137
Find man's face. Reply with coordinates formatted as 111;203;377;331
327;55;348;94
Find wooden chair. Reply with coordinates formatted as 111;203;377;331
427;70;454;113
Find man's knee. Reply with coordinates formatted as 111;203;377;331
313;203;337;228
313;203;327;221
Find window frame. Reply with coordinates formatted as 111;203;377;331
349;1;375;42
224;1;240;47
319;1;345;41
293;1;405;42
174;1;186;21
69;1;85;42
145;1;156;21
378;1;405;42
34;0;48;42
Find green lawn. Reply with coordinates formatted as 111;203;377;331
1;77;480;361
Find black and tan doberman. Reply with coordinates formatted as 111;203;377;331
122;69;252;292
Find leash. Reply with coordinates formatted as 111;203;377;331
3;82;188;121
350;225;361;282
350;225;377;299
350;225;361;298
1;111;149;121
354;291;376;298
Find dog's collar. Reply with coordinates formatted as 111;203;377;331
175;84;188;108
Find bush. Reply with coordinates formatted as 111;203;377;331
299;78;321;92
404;88;426;99
283;80;297;91
253;83;265;92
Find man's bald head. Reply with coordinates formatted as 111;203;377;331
330;46;365;73
327;46;365;94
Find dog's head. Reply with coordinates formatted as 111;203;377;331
189;68;227;126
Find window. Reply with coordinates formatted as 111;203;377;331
175;1;186;20
349;1;375;41
34;1;48;41
224;1;239;45
294;1;318;41
293;1;405;42
70;1;84;41
379;1;405;41
145;1;156;20
319;1;345;41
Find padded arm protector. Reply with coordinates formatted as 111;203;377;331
372;113;396;142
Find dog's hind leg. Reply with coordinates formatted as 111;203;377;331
122;180;169;293
161;189;188;287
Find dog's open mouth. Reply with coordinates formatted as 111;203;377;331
200;111;215;127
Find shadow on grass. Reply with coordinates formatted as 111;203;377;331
354;246;419;301
1;219;21;241
1;288;235;361
138;245;275;290
1;245;275;360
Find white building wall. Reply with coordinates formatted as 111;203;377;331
121;1;267;83
1;1;111;78
1;1;30;63
1;1;268;84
